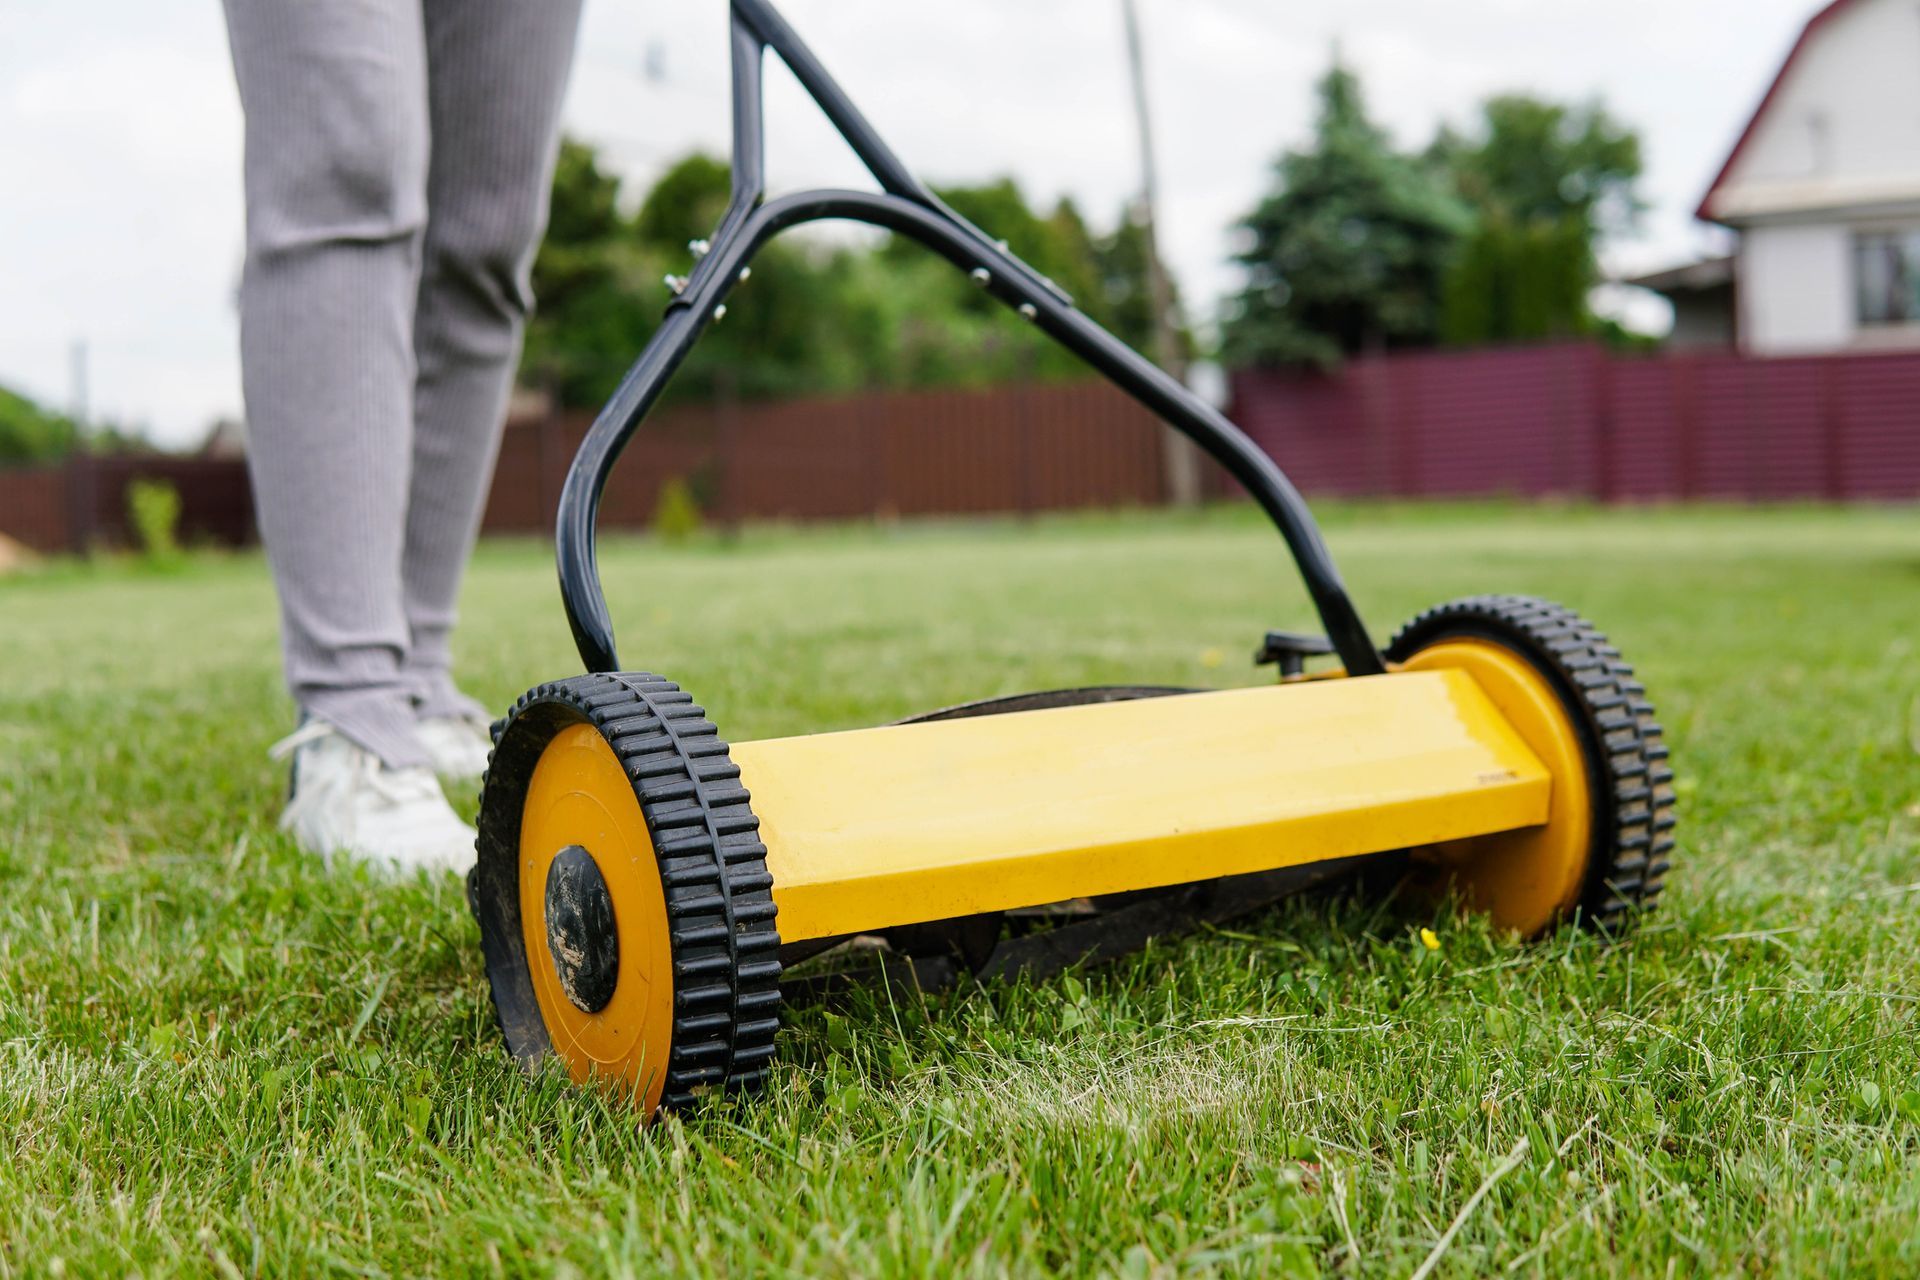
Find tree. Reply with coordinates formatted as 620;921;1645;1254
1432;96;1642;237
1093;213;1193;362
872;179;1138;387
632;153;879;402
521;139;665;408
1222;60;1469;369
520;141;1174;407
1430;96;1643;344
0;384;80;464
1438;212;1592;345
524;146;875;407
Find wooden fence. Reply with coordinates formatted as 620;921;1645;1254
0;379;1171;553
0;453;254;554
1229;343;1920;502
5;346;1915;556
482;379;1171;534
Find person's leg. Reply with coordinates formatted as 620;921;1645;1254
401;0;585;721
223;0;433;768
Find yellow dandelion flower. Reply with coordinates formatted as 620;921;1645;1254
1419;927;1440;951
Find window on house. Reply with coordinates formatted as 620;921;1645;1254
1854;230;1920;325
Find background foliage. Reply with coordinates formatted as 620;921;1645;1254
524;64;1653;399
1220;64;1469;369
0;384;81;464
1432;96;1644;347
0;60;1656;459
0;383;148;465
520;146;1183;410
1223;62;1648;368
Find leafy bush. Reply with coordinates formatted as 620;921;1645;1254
521;143;1177;410
127;478;182;565
0;384;80;463
650;476;702;544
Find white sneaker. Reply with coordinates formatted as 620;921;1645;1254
415;712;495;780
270;721;476;875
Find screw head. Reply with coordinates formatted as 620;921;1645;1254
664;273;687;294
738;266;752;282
970;267;991;287
1018;302;1038;320
689;238;710;258
713;304;727;322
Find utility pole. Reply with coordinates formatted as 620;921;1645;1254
70;339;90;431
1119;0;1202;507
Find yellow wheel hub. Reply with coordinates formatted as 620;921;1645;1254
517;723;676;1110
1397;639;1595;936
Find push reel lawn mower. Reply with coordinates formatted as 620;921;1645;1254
469;0;1676;1115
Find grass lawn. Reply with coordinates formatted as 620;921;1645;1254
3;501;1918;1277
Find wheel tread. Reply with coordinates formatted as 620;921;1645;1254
474;670;783;1113
1384;594;1676;930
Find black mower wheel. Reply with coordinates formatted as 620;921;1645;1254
1385;595;1675;931
472;673;781;1114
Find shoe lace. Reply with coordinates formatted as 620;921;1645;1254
271;721;440;808
359;755;441;806
423;710;493;738
268;720;335;761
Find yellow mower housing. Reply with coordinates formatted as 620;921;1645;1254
473;597;1673;1114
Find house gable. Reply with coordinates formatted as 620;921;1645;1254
1699;0;1920;224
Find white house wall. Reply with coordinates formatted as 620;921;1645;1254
1740;223;1855;352
1704;0;1920;353
1717;0;1920;218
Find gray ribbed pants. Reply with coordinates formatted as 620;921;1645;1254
223;0;582;767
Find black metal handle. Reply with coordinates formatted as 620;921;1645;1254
553;0;1385;679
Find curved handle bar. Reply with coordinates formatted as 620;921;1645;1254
556;189;1384;678
553;0;1383;680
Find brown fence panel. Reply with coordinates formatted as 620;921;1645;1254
0;464;70;553
479;379;1168;535
1838;353;1920;500
484;416;559;533
10;349;1911;559
1607;359;1687;500
1230;343;1920;503
0;456;254;553
1229;369;1367;494
731;395;877;520
99;456;254;546
1745;357;1827;500
1404;345;1601;497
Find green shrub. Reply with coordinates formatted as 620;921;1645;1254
651;476;702;544
127;478;182;564
0;384;80;463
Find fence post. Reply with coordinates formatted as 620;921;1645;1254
1387;356;1416;497
1591;344;1615;504
1016;349;1036;518
1673;356;1698;500
536;397;566;539
865;390;886;519
1821;357;1845;501
1357;356;1393;496
64;452;96;554
716;370;742;536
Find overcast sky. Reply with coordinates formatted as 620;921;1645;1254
1;0;1814;447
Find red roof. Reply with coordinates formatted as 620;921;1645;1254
1696;0;1859;224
